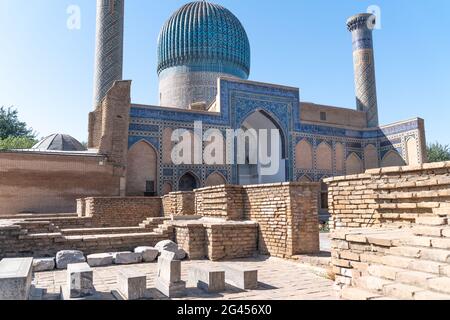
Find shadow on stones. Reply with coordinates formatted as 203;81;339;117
254;282;278;291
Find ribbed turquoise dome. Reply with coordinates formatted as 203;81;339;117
157;1;251;78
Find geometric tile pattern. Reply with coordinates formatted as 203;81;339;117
93;0;124;105
347;13;379;127
128;78;424;193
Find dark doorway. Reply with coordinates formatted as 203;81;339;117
178;173;198;191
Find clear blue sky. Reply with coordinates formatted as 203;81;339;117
1;0;449;144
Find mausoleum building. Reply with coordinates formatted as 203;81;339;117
0;1;427;217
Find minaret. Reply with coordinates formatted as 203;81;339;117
347;13;379;127
93;0;125;106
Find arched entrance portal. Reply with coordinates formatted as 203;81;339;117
178;173;199;192
238;110;287;185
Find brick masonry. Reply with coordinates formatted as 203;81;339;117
80;197;162;227
195;182;321;257
326;161;450;299
0;151;120;215
0;181;321;262
162;192;195;217
325;161;450;231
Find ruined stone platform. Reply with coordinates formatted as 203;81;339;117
32;256;338;300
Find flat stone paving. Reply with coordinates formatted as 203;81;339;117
33;256;339;300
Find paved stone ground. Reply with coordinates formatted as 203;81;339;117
33;256;338;300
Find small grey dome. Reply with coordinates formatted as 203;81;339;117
32;134;87;152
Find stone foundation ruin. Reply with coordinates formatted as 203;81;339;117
0;182;320;261
326;161;450;300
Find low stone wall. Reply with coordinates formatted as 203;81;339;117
195;182;320;258
81;197;162;227
162;192;195;217
325;161;450;231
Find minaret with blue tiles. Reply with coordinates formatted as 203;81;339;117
347;13;379;128
93;0;125;106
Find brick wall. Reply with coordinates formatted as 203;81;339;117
0;151;121;215
243;183;320;257
173;222;207;260
195;182;321;258
205;222;258;261
82;197;162;227
162;192;195;217
195;185;244;220
325;161;450;231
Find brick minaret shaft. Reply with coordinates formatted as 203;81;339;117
93;0;125;106
347;13;379;128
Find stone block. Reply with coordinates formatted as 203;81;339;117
381;255;413;269
155;277;186;298
416;217;448;226
223;265;258;290
56;250;86;269
134;247;159;262
354;276;393;292
341;287;381;300
155;240;178;253
189;266;225;293
396;271;438;288
87;253;114;267
413;226;443;237
368;265;404;281
117;269;146;300
32;258;55;272
414;290;450;300
427;277;450;294
157;255;181;283
0;258;33;300
155;254;186;298
155;240;186;260
383;283;425;300
431;238;450;250
113;252;142;265
340;251;360;262
66;263;95;299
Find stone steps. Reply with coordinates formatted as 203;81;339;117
413;225;450;238
60;226;150;236
19;232;63;240
15;221;58;234
0;213;78;219
381;254;445;274
388;246;450;263
400;235;450;250
138;217;170;230
340;287;391;300
64;231;169;241
353;274;450;300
